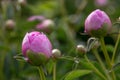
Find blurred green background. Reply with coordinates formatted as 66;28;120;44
0;0;120;80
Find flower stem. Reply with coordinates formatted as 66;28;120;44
112;33;120;64
38;66;46;80
92;49;111;80
99;37;111;68
0;54;5;80
99;37;116;80
84;55;107;80
53;62;56;80
59;56;75;61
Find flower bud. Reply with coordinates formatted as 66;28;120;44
94;0;108;7
28;16;45;21
52;49;61;59
5;19;15;30
18;0;27;6
84;9;112;37
118;17;120;22
76;45;86;55
36;19;54;34
22;31;52;66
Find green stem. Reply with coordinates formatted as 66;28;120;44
84;55;107;80
92;49;111;80
59;56;75;61
0;53;5;80
112;33;120;64
74;62;79;70
111;71;116;80
59;0;67;17
38;66;46;80
53;62;56;80
99;37;111;68
100;37;116;80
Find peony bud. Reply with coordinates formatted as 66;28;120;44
118;17;120;22
28;16;45;21
22;31;52;66
36;19;54;33
84;9;112;37
5;19;16;30
18;0;27;6
52;49;61;59
76;45;87;55
94;0;108;7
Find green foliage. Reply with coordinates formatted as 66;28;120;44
64;70;92;80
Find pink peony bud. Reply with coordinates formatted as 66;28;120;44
28;16;45;21
22;31;52;60
95;0;108;7
84;9;112;37
36;19;54;33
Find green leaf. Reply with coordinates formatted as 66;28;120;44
64;70;92;80
80;59;96;69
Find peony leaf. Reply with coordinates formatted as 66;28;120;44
64;70;92;80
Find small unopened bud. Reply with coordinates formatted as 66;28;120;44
76;45;86;55
5;19;15;30
94;0;108;7
18;0;27;6
52;49;61;59
119;17;120;20
118;17;120;22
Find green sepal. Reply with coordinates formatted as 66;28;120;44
27;50;48;66
90;23;110;38
13;53;27;62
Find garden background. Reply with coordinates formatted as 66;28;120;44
0;0;120;80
